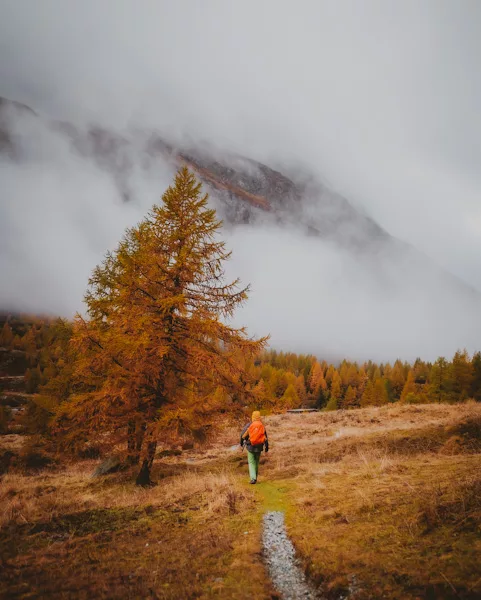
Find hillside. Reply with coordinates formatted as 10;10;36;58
0;95;387;249
2;95;481;361
1;403;480;598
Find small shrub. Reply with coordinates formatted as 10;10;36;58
325;397;338;411
444;415;481;453
417;476;481;533
0;405;11;433
0;449;16;474
453;414;481;440
192;426;209;442
21;401;51;435
438;435;464;455
404;393;422;405
226;490;238;514
77;444;101;459
18;437;55;472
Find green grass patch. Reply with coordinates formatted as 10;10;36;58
250;479;293;512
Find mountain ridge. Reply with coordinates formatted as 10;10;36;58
0;95;392;251
2;94;481;361
1;94;477;297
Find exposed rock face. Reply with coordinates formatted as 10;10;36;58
180;147;299;210
0;95;392;252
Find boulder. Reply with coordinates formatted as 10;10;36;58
158;449;182;458
91;456;122;477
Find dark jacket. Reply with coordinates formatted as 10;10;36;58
240;422;269;453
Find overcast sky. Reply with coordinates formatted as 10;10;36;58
1;1;481;360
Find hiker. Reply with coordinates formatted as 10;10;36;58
240;411;268;484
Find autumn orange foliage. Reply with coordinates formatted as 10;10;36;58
54;168;267;484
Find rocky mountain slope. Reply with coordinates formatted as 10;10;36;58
0;95;389;251
1;95;481;360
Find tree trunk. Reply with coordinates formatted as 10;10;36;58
136;422;146;455
135;392;163;485
127;420;147;466
127;421;137;465
135;439;157;486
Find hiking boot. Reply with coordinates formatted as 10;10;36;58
249;479;257;484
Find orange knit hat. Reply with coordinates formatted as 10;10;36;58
251;410;261;421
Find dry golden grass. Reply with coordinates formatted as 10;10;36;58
284;454;481;598
1;401;480;599
256;402;481;599
0;467;252;529
1;462;273;599
265;400;481;445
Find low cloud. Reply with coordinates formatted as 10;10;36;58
0;109;173;315
2;107;481;363
227;225;481;363
2;1;481;361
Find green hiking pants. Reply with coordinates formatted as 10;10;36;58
247;450;261;481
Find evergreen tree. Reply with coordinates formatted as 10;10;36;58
325;364;335;386
346;364;360;388
12;335;23;350
25;366;42;394
400;371;419;403
429;357;450;403
308;361;327;405
0;322;14;348
270;370;289;399
37;319;76;408
360;380;374;407
364;360;375;380
390;360;406;400
325;396;338;411
339;361;350;386
383;363;392;381
470;352;481;401
330;371;342;404
343;385;357;408
56;168;267;485
357;367;368;397
384;378;395;403
280;383;299;409
450;350;473;402
22;326;39;364
253;379;270;408
295;374;307;405
413;358;429;384
372;378;388;406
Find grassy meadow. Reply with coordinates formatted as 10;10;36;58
1;402;480;599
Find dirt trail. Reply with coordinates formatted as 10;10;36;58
263;511;321;599
243;405;481;599
247;480;323;599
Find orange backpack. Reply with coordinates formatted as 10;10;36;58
248;421;266;446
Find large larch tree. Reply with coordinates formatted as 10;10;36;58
57;167;267;485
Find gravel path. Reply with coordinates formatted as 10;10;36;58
263;511;321;599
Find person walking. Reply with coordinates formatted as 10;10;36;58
240;411;269;484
